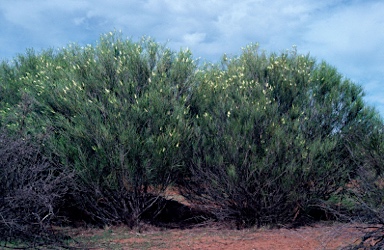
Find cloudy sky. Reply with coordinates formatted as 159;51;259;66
1;0;383;116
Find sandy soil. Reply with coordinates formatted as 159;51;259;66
66;188;370;249
69;222;368;250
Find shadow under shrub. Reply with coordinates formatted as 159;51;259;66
0;130;74;248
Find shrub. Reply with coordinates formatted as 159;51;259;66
23;33;196;226
340;110;384;249
180;45;374;227
1;33;383;232
0;129;73;247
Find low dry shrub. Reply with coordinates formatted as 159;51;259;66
0;130;73;247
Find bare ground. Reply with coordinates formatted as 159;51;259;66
62;188;371;249
66;222;368;250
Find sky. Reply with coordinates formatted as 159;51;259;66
1;0;383;117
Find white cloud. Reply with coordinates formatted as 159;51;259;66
183;32;206;45
306;3;383;52
300;1;384;114
0;0;87;28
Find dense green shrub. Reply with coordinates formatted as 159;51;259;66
1;33;383;232
10;33;195;226
180;44;377;227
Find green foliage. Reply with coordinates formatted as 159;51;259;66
34;33;195;225
181;44;378;226
0;32;196;226
1;32;383;230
